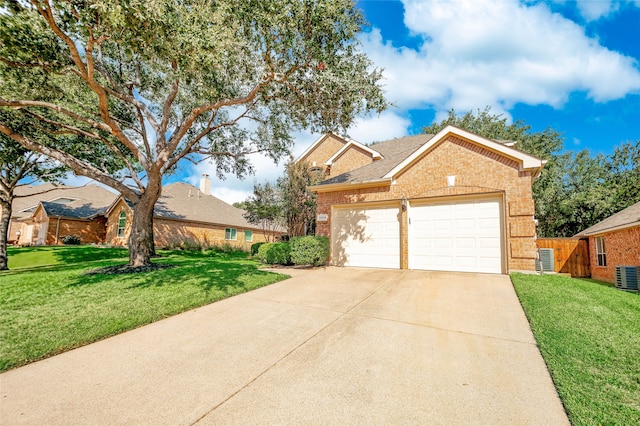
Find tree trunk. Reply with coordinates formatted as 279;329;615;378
0;199;12;270
127;183;161;267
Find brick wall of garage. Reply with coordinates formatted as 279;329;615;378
315;135;538;272
588;226;640;283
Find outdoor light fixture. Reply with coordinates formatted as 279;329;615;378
447;175;456;187
401;196;407;211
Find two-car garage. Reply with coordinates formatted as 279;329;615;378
331;196;504;274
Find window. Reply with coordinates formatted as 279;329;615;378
50;197;77;205
309;166;324;176
225;228;237;240
117;211;126;238
244;230;253;242
595;236;606;267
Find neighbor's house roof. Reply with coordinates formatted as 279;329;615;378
13;184;118;220
309;125;544;192
111;182;273;231
575;201;640;237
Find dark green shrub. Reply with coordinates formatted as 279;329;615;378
257;242;291;265
256;243;271;262
289;236;329;266
251;242;266;256
61;234;81;245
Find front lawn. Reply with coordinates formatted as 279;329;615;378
0;247;288;372
511;273;640;425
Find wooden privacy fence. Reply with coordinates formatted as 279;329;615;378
536;238;591;278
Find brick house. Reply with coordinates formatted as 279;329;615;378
106;180;281;250
11;184;117;246
12;178;281;249
303;125;545;273
575;201;640;283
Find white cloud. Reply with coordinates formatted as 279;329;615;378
576;0;617;21
347;110;412;143
358;0;640;116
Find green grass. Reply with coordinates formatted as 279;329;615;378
7;245;129;269
511;273;640;425
0;246;288;372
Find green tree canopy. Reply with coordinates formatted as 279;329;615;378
0;0;387;266
242;181;283;242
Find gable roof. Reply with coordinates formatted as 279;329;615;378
39;199;111;220
296;133;349;162
310;127;543;192
14;184;118;219
575;201;640;237
324;140;382;166
143;182;265;230
383;125;543;179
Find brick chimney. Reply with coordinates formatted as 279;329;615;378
199;174;211;195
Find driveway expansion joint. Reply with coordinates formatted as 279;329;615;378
191;270;405;424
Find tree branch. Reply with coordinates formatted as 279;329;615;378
0;122;140;202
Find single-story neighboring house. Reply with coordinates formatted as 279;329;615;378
303;125;545;274
575;201;640;283
107;180;281;250
11;177;281;249
11;184;118;246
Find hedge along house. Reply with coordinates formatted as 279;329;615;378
305;125;545;274
575;201;640;283
106;177;282;250
11;184;118;246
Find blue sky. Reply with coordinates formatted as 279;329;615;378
189;0;640;204
68;1;640;203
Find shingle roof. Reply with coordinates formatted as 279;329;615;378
320;134;433;185
153;182;260;230
13;184;118;219
315;129;542;187
575;201;640;236
40;200;110;219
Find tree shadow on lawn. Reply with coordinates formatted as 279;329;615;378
68;253;286;294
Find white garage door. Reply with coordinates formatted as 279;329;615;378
332;205;400;269
408;198;502;273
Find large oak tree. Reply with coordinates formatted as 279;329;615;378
0;0;386;266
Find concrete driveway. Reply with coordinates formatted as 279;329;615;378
0;268;568;425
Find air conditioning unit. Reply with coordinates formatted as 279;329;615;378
536;248;554;273
615;266;639;291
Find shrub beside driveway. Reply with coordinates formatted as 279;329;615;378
0;247;288;372
511;273;640;425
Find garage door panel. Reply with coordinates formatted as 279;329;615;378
333;206;400;269
409;198;502;274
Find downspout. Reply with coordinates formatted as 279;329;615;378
55;217;61;245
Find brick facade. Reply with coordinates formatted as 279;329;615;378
588;226;640;283
105;200;277;249
328;145;377;177
299;134;347;175
315;136;539;272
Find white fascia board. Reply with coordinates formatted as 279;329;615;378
383;125;543;179
324;140;383;165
